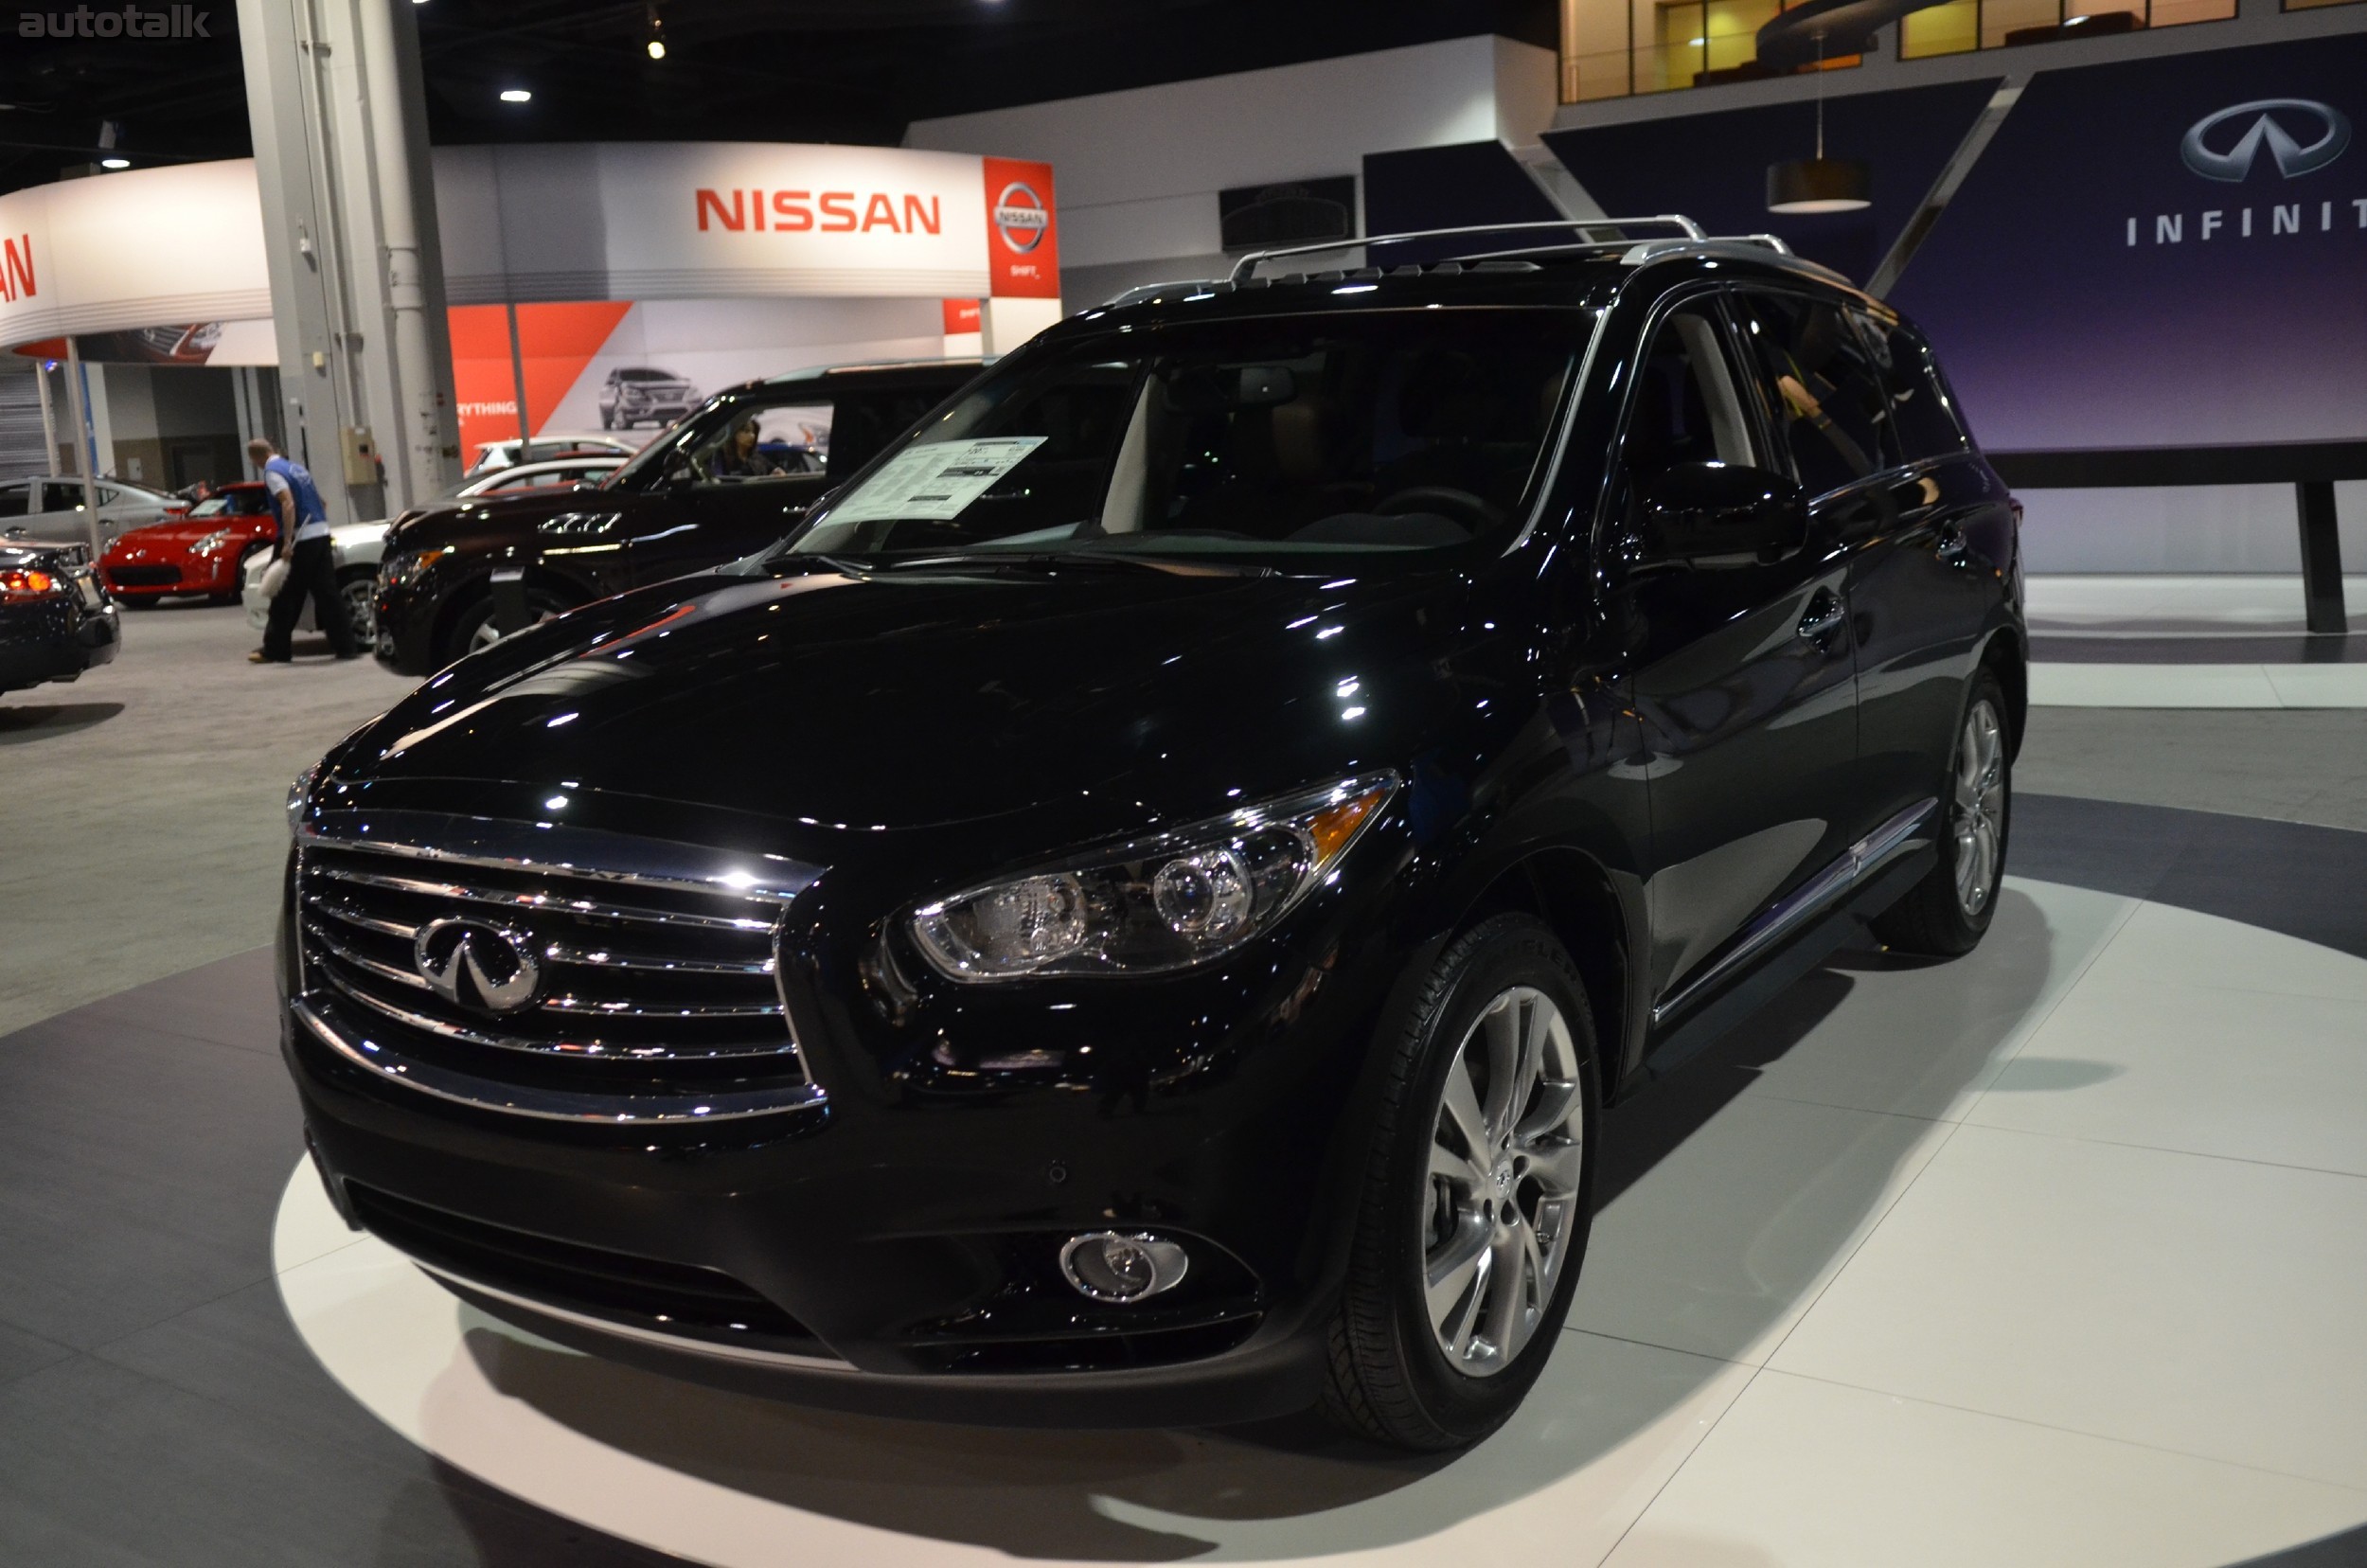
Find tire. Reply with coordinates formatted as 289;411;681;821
440;589;566;667
1322;915;1599;1451
214;543;267;605
335;567;378;644
1870;669;2011;958
599;408;614;429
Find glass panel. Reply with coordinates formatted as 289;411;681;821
1982;0;2061;46
1562;0;1633;100
1901;0;1979;56
2152;0;2237;25
1733;292;1897;493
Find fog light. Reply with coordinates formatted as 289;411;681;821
1059;1231;1189;1303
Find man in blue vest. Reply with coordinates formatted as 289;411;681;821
249;438;359;664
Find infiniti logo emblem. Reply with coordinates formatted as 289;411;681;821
414;918;542;1014
2180;99;2351;184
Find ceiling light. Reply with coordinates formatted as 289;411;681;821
100;156;129;169
499;88;532;103
646;38;665;59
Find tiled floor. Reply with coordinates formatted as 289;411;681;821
263;870;2367;1568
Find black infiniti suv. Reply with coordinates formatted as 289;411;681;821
283;222;2023;1450
372;360;979;672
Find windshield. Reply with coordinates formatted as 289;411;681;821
788;310;1588;565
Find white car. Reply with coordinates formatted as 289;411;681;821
0;475;186;550
464;435;638;476
243;455;624;638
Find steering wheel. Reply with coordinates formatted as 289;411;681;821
1374;486;1504;531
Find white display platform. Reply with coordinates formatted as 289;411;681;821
276;880;2367;1568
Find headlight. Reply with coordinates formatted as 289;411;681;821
192;527;233;554
377;547;446;589
910;775;1396;981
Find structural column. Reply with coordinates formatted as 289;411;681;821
235;0;460;525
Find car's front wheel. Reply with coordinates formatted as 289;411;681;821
1323;915;1597;1450
442;588;568;666
336;567;378;643
1871;668;2011;957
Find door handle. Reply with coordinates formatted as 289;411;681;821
1935;522;1968;563
1797;590;1846;642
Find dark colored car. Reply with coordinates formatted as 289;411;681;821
1;539;120;692
283;224;2024;1450
598;365;701;430
373;361;978;673
98;482;277;604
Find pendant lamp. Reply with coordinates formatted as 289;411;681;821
1766;31;1871;214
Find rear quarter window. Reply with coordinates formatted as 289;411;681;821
1863;316;1971;462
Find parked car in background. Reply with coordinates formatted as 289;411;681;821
598;366;701;430
0;476;186;550
1;539;118;692
466;436;638;477
374;360;979;672
242;456;629;644
98;482;277;604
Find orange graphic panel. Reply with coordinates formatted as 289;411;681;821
448;301;634;459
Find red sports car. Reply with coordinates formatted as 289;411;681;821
98;482;277;604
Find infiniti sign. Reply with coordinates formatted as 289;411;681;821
2180;99;2350;183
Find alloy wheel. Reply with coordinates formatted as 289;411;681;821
341;578;377;642
1419;985;1585;1378
1952;698;2006;917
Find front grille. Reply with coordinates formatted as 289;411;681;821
347;1182;829;1358
107;564;180;586
296;832;813;1106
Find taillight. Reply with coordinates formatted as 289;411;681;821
1;567;62;602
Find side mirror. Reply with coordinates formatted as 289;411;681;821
1638;461;1806;567
662;453;698;489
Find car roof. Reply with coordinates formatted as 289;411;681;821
1077;221;1876;330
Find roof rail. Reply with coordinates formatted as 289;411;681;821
1226;216;1706;284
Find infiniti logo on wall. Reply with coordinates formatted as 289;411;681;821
2180;99;2350;183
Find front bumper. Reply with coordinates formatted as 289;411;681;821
0;596;118;690
281;829;1412;1427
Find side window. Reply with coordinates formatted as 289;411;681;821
0;482;27;517
1733;291;1896;494
1864;316;1970;462
1622;299;1760;484
42;480;87;511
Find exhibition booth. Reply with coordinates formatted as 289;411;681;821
0;140;1059;477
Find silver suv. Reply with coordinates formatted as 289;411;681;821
598;365;700;430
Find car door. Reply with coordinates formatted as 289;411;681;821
1605;290;1861;1010
27;480;99;547
1843;310;2002;826
624;395;841;583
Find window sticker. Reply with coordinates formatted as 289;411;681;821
827;437;1047;524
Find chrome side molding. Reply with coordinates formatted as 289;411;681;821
1652;797;1938;1026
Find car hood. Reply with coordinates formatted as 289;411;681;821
105;518;246;555
333;559;1498;836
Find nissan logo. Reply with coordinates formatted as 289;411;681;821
993;181;1049;253
414;918;542;1014
2180;98;2351;183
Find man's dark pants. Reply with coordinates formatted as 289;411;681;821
261;535;358;661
